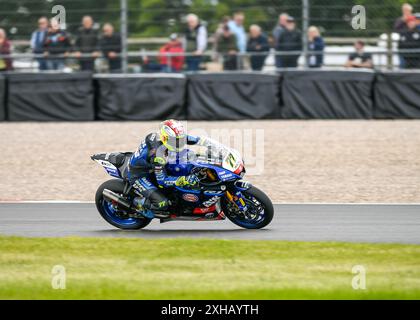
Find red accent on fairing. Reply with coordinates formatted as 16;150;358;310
234;162;244;175
215;211;225;220
193;205;217;215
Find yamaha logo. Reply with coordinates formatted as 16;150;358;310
182;193;199;202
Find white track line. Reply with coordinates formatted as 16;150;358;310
0;200;94;204
0;201;420;205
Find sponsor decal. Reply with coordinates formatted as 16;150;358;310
133;181;146;192
97;160;116;169
203;190;223;196
140;177;154;188
220;172;234;179
202;196;220;207
106;170;120;178
182;193;199;202
158;200;167;208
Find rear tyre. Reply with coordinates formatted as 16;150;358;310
223;186;274;229
95;179;151;230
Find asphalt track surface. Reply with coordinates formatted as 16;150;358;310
0;203;419;244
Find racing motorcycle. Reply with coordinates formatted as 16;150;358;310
91;143;273;230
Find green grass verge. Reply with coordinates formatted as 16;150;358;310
0;236;419;299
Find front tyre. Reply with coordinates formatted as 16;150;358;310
95;179;151;230
223;186;274;229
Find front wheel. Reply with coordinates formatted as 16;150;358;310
222;186;274;229
95;179;152;230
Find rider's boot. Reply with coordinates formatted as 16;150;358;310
133;197;155;219
151;203;172;218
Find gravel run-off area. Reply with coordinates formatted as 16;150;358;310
1;120;419;203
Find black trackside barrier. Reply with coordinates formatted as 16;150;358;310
187;72;280;120
95;74;187;121
2;70;420;121
6;72;94;121
0;74;5;121
374;71;420;119
280;70;375;119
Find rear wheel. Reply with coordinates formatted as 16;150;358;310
95;179;152;230
222;186;274;229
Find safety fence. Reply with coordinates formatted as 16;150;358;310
3;47;420;72
3;0;420;73
0;70;420;122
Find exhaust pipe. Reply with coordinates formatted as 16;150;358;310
103;189;132;210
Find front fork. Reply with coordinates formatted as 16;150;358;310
226;189;248;213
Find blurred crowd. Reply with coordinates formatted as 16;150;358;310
0;15;122;72
144;12;318;72
0;2;420;72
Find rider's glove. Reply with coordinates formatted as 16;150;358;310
175;175;199;187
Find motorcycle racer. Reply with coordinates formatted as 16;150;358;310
128;119;206;218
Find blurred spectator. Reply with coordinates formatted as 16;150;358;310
43;18;71;71
344;41;373;69
307;26;324;68
184;13;207;71
159;33;185;73
399;15;420;69
277;17;302;68
394;3;413;32
30;17;49;70
140;55;161;73
273;13;289;68
228;12;247;53
216;24;238;70
247;25;269;71
213;16;231;52
394;3;414;68
415;13;420;30
0;29;13;71
74;16;100;71
215;16;231;36
99;23;122;72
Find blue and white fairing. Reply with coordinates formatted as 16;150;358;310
94;144;245;184
164;147;245;207
94;159;123;179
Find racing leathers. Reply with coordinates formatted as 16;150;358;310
127;132;207;216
